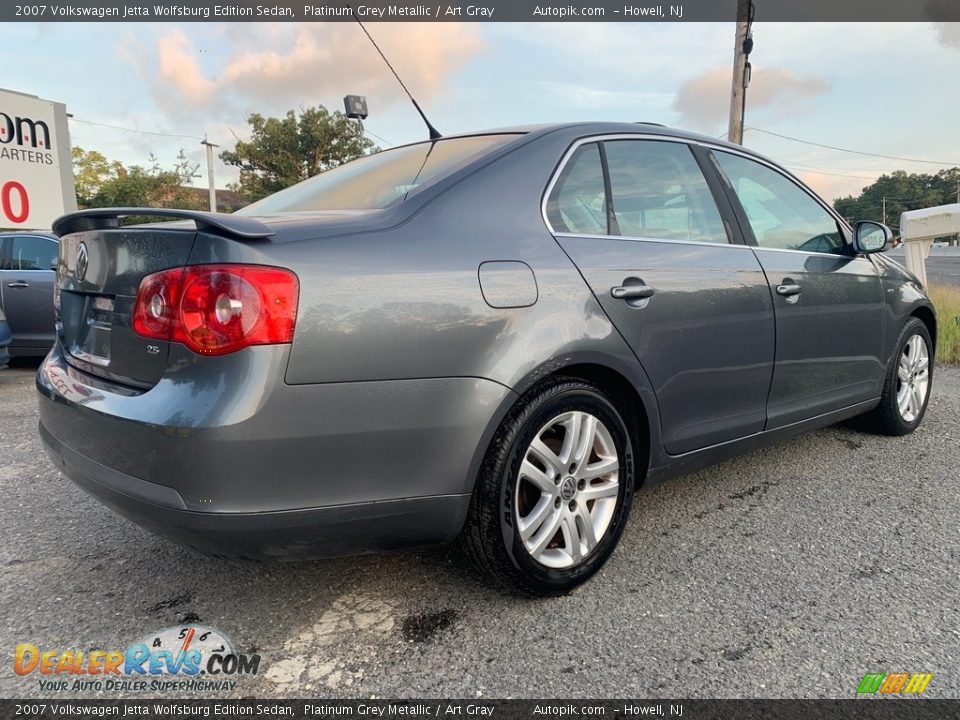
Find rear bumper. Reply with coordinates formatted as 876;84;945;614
40;422;469;559
37;345;513;558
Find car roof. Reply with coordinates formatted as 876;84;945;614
403;121;788;174
431;120;718;141
0;231;57;238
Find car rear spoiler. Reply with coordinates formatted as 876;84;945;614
52;208;275;240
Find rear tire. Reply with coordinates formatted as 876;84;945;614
463;378;635;596
861;317;933;436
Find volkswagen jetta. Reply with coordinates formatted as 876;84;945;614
37;123;936;594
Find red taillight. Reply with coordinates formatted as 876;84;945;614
133;264;298;355
132;268;183;339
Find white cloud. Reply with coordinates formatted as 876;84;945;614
124;23;481;123
672;66;830;133
535;81;673;113
932;21;960;48
795;170;874;203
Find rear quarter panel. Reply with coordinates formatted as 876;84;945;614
277;130;646;395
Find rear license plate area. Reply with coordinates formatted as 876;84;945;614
69;294;115;366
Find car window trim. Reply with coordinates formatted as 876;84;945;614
545;141;609;236
689;143;749;246
541;133;855;255
542;134;742;249
5;235;58;272
704;148;856;258
551;231;756;250
596;142;619;236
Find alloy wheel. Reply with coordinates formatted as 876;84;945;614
514;411;620;569
896;334;930;423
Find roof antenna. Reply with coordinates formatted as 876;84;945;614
348;6;442;140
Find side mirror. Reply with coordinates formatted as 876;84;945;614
853;221;894;254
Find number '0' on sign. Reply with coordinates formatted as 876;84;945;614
1;180;29;224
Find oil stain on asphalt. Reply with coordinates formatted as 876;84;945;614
401;610;459;643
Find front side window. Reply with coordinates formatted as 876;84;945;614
604;140;728;244
713;151;844;255
545;143;607;235
5;236;57;271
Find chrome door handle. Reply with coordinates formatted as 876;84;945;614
776;283;801;297
7;281;29;288
611;284;655;300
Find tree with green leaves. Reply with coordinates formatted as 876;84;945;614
72;148;206;211
72;147;124;207
220;106;378;202
834;167;960;230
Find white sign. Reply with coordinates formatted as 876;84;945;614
0;88;76;230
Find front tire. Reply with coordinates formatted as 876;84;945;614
463;379;635;595
862;317;933;436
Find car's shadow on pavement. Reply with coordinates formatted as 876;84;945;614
2;356;43;372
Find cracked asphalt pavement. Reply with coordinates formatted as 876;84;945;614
2;361;958;699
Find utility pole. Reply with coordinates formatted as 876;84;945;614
727;0;754;145
882;196;887;226
200;137;219;213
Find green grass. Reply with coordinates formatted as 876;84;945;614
929;284;960;365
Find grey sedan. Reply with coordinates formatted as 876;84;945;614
0;231;58;357
37;123;936;595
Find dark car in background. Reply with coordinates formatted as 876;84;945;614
0;232;59;357
36;123;936;595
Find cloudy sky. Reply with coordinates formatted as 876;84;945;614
4;21;959;200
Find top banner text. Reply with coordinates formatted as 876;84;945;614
5;0;960;22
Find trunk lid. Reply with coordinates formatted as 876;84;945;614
51;207;390;389
57;227;197;388
52;208;279;389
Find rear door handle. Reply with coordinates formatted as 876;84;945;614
7;281;29;289
611;284;655;300
776;283;801;297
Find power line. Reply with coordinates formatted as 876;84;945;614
365;129;393;147
70;117;204;141
779;161;880;181
746;127;960;167
784;166;879;181
75;114;397;150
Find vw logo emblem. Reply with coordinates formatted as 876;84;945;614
76;242;89;282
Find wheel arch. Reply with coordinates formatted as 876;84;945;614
461;356;660;500
910;303;937;353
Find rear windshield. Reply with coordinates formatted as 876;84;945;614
238;134;521;214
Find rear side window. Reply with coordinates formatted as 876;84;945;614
713;151;844;254
240;134;520;213
3;236;57;271
545;143;608;235
604;140;728;244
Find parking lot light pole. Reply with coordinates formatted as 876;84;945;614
201;137;219;213
344;94;370;143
